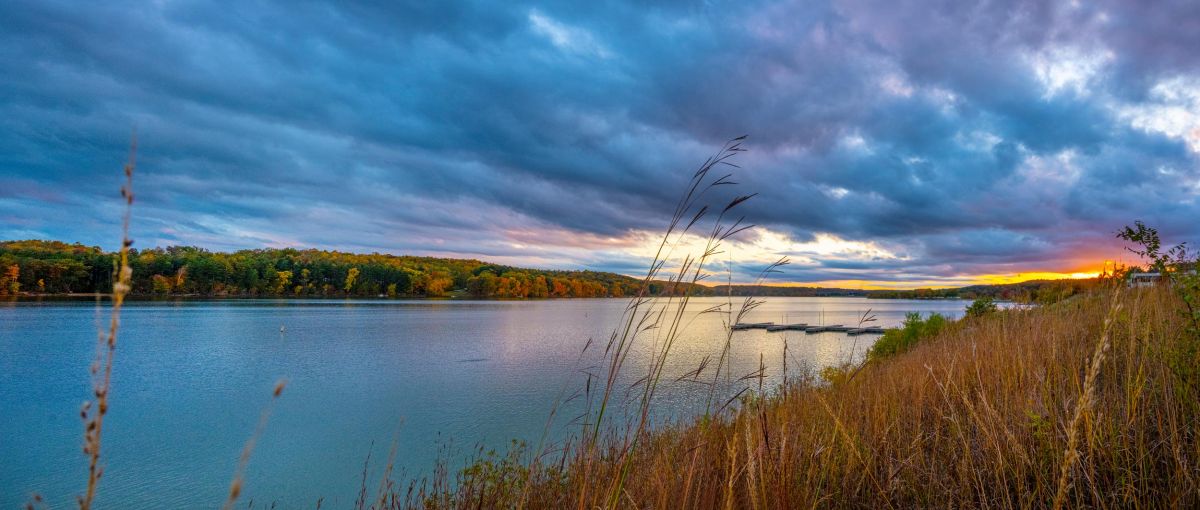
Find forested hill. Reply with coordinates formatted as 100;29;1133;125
0;240;658;298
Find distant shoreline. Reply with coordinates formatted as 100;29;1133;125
3;240;1098;303
4;292;984;302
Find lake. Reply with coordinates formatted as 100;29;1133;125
0;296;970;508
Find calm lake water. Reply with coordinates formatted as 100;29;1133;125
1;297;970;508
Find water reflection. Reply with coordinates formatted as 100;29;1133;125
0;296;969;508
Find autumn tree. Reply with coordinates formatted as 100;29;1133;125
1;264;18;295
274;270;293;295
151;275;173;294
344;267;360;293
530;276;549;298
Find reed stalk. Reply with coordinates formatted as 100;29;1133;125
78;135;136;510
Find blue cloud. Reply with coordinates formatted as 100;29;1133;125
1;0;1198;283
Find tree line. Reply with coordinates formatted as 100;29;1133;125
0;240;666;299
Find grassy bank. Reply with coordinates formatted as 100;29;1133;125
384;285;1198;508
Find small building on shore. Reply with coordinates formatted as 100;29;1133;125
1127;272;1162;288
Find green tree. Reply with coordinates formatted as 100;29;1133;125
1117;221;1187;274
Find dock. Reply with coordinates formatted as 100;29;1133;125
731;322;775;330
734;322;888;336
765;323;807;331
847;327;886;335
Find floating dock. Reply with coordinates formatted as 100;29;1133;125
734;322;887;335
731;322;775;330
846;327;886;335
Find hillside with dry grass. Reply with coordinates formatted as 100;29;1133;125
381;285;1198;509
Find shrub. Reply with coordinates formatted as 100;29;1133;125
965;296;998;318
866;312;948;361
819;364;853;385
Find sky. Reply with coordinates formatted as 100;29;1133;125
1;0;1198;289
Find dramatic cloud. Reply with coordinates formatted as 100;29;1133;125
1;0;1198;286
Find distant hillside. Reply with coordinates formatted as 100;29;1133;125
865;278;1102;303
710;285;866;297
710;279;1101;302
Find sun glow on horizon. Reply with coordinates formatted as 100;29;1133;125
610;225;1117;291
751;267;1106;291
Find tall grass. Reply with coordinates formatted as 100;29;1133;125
572;135;760;509
1051;288;1121;510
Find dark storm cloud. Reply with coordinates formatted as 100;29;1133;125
1;0;1198;283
